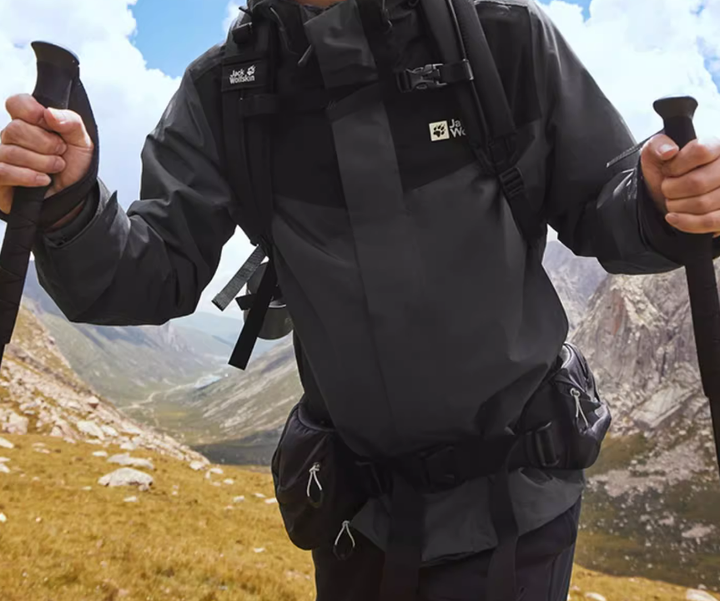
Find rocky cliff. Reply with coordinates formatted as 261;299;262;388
571;263;720;589
0;304;205;464
543;240;607;332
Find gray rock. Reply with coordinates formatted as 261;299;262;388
101;425;119;438
77;421;105;439
1;410;29;435
98;468;154;488
687;591;718;601
107;454;155;471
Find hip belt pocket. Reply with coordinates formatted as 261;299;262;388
271;396;368;553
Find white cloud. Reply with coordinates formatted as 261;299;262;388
224;2;244;34
540;0;720;141
0;0;251;317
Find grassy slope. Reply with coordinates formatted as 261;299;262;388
0;433;717;601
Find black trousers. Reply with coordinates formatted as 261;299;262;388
313;499;581;601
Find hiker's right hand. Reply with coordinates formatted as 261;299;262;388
0;93;94;218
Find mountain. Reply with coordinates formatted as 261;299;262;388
174;310;285;358
542;240;607;332
0;303;205;463
23;264;234;405
132;337;301;451
571;264;720;590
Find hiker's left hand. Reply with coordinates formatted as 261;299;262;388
641;135;720;236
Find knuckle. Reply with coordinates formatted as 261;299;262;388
687;172;707;195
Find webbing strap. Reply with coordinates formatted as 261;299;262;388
487;440;523;601
229;258;278;369
378;475;425;601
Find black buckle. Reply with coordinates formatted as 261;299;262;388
356;460;387;497
398;64;448;93
423;446;459;491
533;422;560;468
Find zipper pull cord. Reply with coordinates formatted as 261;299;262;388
333;520;357;561
571;388;590;429
307;462;323;499
606;129;664;169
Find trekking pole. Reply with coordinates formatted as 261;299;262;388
654;97;720;476
0;42;79;368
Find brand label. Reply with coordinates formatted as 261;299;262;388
429;119;466;142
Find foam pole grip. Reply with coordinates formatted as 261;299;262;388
0;43;79;364
654;97;720;469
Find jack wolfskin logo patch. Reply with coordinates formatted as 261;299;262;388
429;119;466;142
430;121;450;142
229;64;256;85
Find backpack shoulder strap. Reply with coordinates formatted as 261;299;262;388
417;0;546;248
219;8;282;370
221;9;277;247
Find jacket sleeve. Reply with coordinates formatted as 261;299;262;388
33;68;238;325
530;1;719;275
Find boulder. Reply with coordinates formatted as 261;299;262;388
107;454;155;471
189;461;205;472
1;410;29;435
49;419;75;440
0;464;10;474
585;595;607;601
0;437;13;450
687;591;718;601
101;425;119;438
98;468;154;488
77;421;105;439
92;451;109;458
124;496;139;503
0;457;9;463
205;467;224;479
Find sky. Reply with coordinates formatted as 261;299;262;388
1;0;720;317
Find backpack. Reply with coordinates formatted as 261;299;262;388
211;1;610;600
213;0;545;369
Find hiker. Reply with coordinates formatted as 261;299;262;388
2;0;720;598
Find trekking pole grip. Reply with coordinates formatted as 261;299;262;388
0;42;79;363
654;97;720;468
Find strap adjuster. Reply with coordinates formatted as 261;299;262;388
498;166;525;200
532;422;560;468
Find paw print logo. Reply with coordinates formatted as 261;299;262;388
247;65;256;77
429;121;450;142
